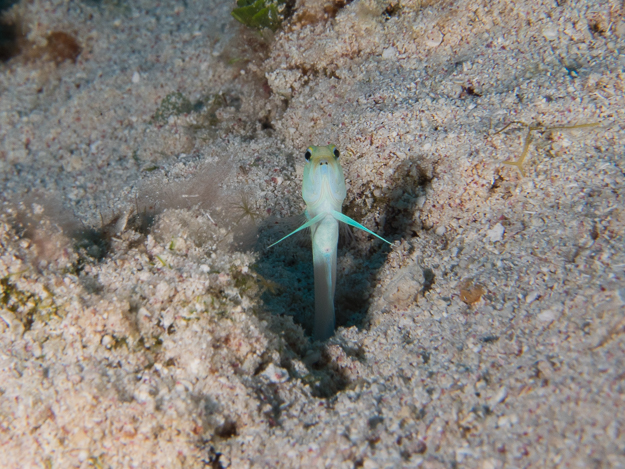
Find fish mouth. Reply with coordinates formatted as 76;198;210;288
313;165;343;202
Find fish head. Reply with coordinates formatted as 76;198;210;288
302;145;347;212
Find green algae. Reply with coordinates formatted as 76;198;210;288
231;0;286;31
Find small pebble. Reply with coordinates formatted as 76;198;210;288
525;291;540;304
542;25;558;40
490;386;508;406
538;309;557;322
262;363;289;384
382;47;397;59
486;223;505;243
425;29;443;47
101;335;113;348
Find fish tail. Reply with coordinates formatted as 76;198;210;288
312;218;339;341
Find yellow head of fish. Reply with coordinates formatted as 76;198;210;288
302;145;347;216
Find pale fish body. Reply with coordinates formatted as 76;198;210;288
269;145;391;341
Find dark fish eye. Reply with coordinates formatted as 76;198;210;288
333;148;340;158
305;149;312;160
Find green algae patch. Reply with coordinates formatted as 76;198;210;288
0;276;59;331
231;0;285;31
152;92;194;124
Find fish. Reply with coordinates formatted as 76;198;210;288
269;145;391;341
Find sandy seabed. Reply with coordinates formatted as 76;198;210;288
0;0;624;467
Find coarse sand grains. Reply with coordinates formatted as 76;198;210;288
1;0;624;467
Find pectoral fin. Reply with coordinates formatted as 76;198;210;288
267;212;326;248
331;210;392;245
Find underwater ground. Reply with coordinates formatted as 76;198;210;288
1;0;624;467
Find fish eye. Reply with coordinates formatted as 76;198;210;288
305;149;312;161
333;148;340;158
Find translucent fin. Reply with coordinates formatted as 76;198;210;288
338;221;354;247
330;210;392;245
267;212;326;248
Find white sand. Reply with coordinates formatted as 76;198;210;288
1;0;624;467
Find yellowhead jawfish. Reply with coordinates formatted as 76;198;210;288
270;145;391;340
